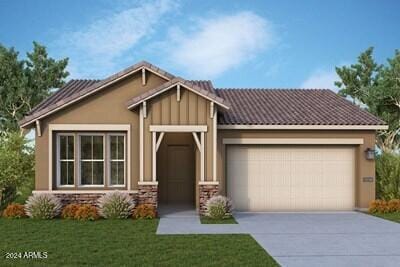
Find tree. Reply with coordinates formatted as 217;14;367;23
0;42;69;133
335;48;400;153
0;132;34;209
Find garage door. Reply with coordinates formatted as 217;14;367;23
227;146;355;211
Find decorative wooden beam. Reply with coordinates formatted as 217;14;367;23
36;120;42;137
177;84;181;102
142;68;146;86
192;132;201;150
156;132;165;152
210;102;214;118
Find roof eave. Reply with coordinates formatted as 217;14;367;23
217;124;389;130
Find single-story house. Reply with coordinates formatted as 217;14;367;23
19;61;387;214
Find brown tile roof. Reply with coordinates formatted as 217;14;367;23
19;59;385;127
126;78;229;109
188;80;215;93
27;79;101;115
216;88;386;125
19;61;175;126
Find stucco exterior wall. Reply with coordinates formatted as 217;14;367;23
35;72;167;190
216;129;376;209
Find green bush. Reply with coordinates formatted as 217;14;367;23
376;152;400;200
0;132;34;210
205;195;233;220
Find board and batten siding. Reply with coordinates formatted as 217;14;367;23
142;87;215;182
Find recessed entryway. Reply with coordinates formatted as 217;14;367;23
157;133;195;206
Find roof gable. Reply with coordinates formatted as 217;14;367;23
126;78;230;110
19;61;175;127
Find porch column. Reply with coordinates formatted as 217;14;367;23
200;132;205;182
152;131;156;182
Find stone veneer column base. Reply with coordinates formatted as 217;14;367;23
199;184;219;215
137;184;158;209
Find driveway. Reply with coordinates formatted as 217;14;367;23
235;212;400;267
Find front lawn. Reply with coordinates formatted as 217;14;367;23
200;216;237;224
372;213;400;223
0;219;278;267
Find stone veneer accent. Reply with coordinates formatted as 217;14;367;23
52;193;138;207
199;184;219;215
137;185;158;209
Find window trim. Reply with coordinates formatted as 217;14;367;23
56;133;75;188
107;134;126;188
78;133;106;187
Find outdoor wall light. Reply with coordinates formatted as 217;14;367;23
365;148;376;160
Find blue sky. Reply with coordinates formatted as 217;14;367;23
1;0;399;90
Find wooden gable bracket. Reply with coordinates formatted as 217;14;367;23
142;68;146;86
35;120;42;137
210;102;214;119
143;101;147;118
177;84;181;102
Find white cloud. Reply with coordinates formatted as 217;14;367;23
300;69;339;91
165;12;275;78
55;0;178;78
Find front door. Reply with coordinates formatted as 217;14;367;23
165;145;195;204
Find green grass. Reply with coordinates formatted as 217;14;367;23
372;212;400;223
200;216;237;224
0;218;278;267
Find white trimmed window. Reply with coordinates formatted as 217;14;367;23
79;134;105;186
57;134;75;186
108;134;126;186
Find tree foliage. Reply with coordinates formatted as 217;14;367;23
0;132;34;209
335;48;400;152
376;152;400;200
0;42;69;133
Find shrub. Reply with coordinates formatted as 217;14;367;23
74;205;99;221
61;204;80;219
387;199;400;212
133;204;157;219
97;191;135;219
2;203;26;218
205;195;233;219
376;152;400;200
25;194;62;219
0;132;34;209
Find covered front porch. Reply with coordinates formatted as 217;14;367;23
138;125;219;213
128;78;227;214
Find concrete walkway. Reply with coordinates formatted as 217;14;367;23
157;208;400;267
156;205;244;234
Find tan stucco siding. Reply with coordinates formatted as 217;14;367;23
217;130;376;209
34;72;167;190
143;87;215;182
